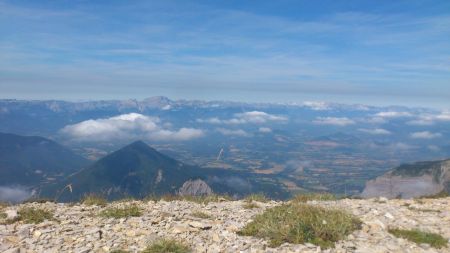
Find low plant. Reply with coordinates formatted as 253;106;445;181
238;203;361;248
142;239;191;253
420;190;449;199
244;193;269;203
99;205;142;218
291;192;337;203
147;194;232;204
388;228;448;249
191;211;212;219
242;201;259;209
82;194;108;206
22;198;55;204
14;207;55;224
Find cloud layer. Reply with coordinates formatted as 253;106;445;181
0;186;32;203
61;113;204;142
410;131;442;139
313;117;355;126
358;128;391;135
197;111;287;125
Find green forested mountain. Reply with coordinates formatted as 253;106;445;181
41;141;290;201
0;132;89;186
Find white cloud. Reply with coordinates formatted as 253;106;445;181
216;128;250;137
61;113;204;142
197;111;287;125
148;128;204;141
196;117;222;124
365;117;387;124
375;111;413;118
303;101;330;111
258;127;272;133
358;128;391;135
313;117;355;126
407;111;450;125
390;142;416;151
436;111;450;121
407;118;434;126
0;186;32;203
410;131;442;139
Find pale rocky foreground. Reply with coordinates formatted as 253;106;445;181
1;197;450;253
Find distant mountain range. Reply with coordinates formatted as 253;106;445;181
39;140;289;201
0;132;89;186
362;159;450;198
1;97;449;198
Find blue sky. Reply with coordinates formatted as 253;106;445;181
0;0;449;108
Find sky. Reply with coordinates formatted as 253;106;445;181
0;0;449;108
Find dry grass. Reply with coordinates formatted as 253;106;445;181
142;239;191;253
244;193;269;203
420;191;449;199
389;228;448;249
99;205;142;218
81;194;108;206
238;203;361;248
191;211;212;219
291;192;337;203
242;201;259;209
4;207;56;224
146;194;232;204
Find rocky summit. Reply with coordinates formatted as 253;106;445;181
1;197;450;253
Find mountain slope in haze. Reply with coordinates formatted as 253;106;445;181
361;159;450;198
0;132;90;186
41;141;290;201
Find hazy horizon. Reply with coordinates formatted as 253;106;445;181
1;0;450;109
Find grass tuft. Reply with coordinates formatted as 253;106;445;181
13;207;55;224
191;211;212;219
244;193;269;203
142;239;191;253
22;198;55;204
82;194;108;206
388;228;448;249
238;203;361;248
146;194;232;204
99;205;142;218
420;190;449;199
242;201;259;209
291;192;337;203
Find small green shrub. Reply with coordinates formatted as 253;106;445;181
142;239;191;253
242;201;259;209
238;203;361;248
0;212;6;219
99;205;142;218
291;192;337;203
147;194;232;204
191;211;212;219
388;228;448;249
17;207;55;224
244;193;269;203
22;198;55;204
82;194;107;206
420;190;449;199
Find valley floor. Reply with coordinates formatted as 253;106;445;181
1;197;450;253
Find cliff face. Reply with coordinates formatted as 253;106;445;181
178;179;213;196
362;159;450;199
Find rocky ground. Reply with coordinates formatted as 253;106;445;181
1;197;449;253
